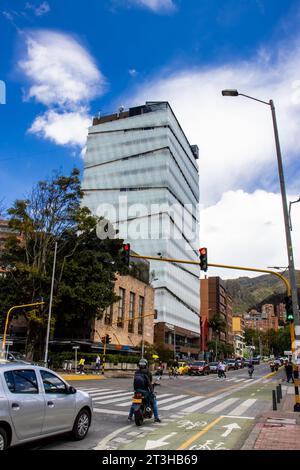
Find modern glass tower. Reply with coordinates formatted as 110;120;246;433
82;101;200;335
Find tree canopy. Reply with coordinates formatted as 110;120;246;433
0;169;128;359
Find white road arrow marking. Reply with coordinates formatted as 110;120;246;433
145;432;177;450
221;423;241;437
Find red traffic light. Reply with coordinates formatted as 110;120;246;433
123;244;130;251
199;247;208;272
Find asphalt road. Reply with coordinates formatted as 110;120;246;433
14;363;285;450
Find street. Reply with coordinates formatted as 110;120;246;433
14;364;286;451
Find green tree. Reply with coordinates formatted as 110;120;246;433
0;169;128;360
208;314;226;360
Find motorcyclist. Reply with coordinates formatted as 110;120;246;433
248;361;254;377
128;358;161;423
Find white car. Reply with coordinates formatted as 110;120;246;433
0;363;93;450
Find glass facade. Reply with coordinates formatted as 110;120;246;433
83;102;200;335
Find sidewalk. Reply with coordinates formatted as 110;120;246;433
242;382;300;450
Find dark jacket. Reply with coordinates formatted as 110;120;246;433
133;368;153;393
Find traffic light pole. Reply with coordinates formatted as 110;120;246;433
131;254;300;410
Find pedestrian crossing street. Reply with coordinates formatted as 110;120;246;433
79;376;269;418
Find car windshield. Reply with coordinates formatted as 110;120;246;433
192;362;206;366
209;362;218;366
11;352;26;360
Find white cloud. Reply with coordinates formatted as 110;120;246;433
125;38;300;278
19;30;106;149
19;30;105;107
25;2;51;16
28;109;91;146
127;0;176;14
128;44;300;207
200;189;300;279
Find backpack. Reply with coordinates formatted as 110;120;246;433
134;370;150;391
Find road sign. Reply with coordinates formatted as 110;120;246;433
72;346;79;349
5;341;13;345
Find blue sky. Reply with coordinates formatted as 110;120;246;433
1;0;300;276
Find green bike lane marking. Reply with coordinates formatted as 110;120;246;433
118;413;253;451
117;379;278;450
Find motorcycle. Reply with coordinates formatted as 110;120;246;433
270;363;275;372
248;367;254;378
131;383;158;426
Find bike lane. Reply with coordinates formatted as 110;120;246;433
117;376;280;451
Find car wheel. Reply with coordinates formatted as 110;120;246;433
71;408;91;440
0;427;8;451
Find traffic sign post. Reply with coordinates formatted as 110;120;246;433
72;346;79;373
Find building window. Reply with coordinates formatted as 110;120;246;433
128;292;135;333
104;305;113;325
138;296;144;335
117;288;125;328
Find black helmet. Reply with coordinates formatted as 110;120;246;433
138;358;148;369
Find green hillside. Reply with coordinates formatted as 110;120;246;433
225;270;300;313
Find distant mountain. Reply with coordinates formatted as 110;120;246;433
225;270;300;314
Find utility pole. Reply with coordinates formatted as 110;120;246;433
44;241;57;367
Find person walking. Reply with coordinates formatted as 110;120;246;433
47;356;52;370
95;355;101;374
285;361;294;383
78;357;85;374
217;361;222;378
220;360;226;379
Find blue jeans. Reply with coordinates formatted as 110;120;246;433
129;390;159;419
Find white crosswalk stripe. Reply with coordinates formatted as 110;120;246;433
77;383;260;417
209;398;239;413
160;396;203;411
229;399;257;416
94;392;133;405
116;393;173;407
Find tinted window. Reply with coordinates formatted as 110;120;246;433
41;370;67;394
4;369;38;394
193;362;205;366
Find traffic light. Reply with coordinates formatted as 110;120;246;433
101;336;106;344
121;243;131;266
199;247;208;271
106;334;111;344
285;296;294;322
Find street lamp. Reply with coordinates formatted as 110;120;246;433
222;89;299;327
289;197;300;231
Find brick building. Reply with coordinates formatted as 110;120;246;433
92;273;154;349
244;305;279;332
232;316;246;357
200;277;234;354
154;322;200;360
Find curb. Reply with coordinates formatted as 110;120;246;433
61;374;106;381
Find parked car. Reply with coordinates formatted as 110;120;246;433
5;351;31;364
0;363;93;450
224;359;238;370
252;357;260;365
208;362;219;373
177;361;190;375
188;361;210;376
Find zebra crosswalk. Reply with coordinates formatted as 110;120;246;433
78;382;263;418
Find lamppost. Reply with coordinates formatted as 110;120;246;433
222;89;299;327
289;197;300;231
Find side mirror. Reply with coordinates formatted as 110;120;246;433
68;386;77;394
